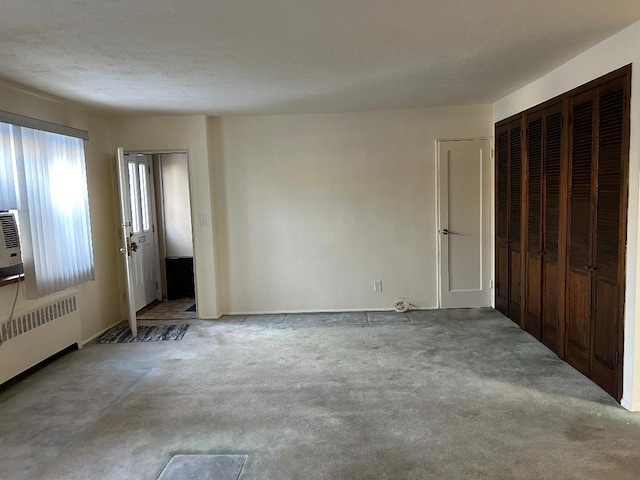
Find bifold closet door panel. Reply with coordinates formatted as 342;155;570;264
508;123;523;325
495;126;510;316
525;113;543;339
566;90;596;375
590;76;627;399
541;105;564;354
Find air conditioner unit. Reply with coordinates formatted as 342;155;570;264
0;212;22;269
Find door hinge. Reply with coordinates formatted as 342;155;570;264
148;165;151;174
490;149;494;159
156;281;159;290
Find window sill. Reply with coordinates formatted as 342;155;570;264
0;274;24;288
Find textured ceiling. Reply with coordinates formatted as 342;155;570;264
1;0;639;116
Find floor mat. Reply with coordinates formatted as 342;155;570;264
157;454;247;480
93;324;189;344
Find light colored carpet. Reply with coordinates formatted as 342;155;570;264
1;309;639;480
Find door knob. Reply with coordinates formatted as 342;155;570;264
440;229;449;235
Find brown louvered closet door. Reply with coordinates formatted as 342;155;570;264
508;123;523;325
495;66;629;402
524;112;543;339
495;125;510;317
565;74;628;399
566;90;596;376
540;103;564;354
590;77;627;399
495;117;523;325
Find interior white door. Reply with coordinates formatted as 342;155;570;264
116;147;137;336
437;139;492;308
124;154;159;311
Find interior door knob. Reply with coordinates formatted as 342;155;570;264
440;229;449;235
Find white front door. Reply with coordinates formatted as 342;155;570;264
124;154;159;311
437;139;492;308
116;147;137;336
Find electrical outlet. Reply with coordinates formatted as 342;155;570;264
373;280;382;292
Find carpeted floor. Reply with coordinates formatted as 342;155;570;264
1;308;640;480
93;324;189;343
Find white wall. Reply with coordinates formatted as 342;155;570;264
212;105;492;314
0;83;122;382
159;153;194;257
110;116;219;318
493;19;640;411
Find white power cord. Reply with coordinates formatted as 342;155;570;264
0;264;23;347
394;297;411;313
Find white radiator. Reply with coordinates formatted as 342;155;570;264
1;296;77;342
0;294;81;385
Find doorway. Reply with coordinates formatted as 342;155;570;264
436;139;492;308
117;149;195;326
154;152;195;305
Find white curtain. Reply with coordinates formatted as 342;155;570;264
0;123;19;211
11;125;95;297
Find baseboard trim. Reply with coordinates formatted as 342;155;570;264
620;398;639;411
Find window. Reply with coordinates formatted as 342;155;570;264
0;119;94;298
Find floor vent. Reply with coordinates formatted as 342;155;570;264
1;295;77;342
